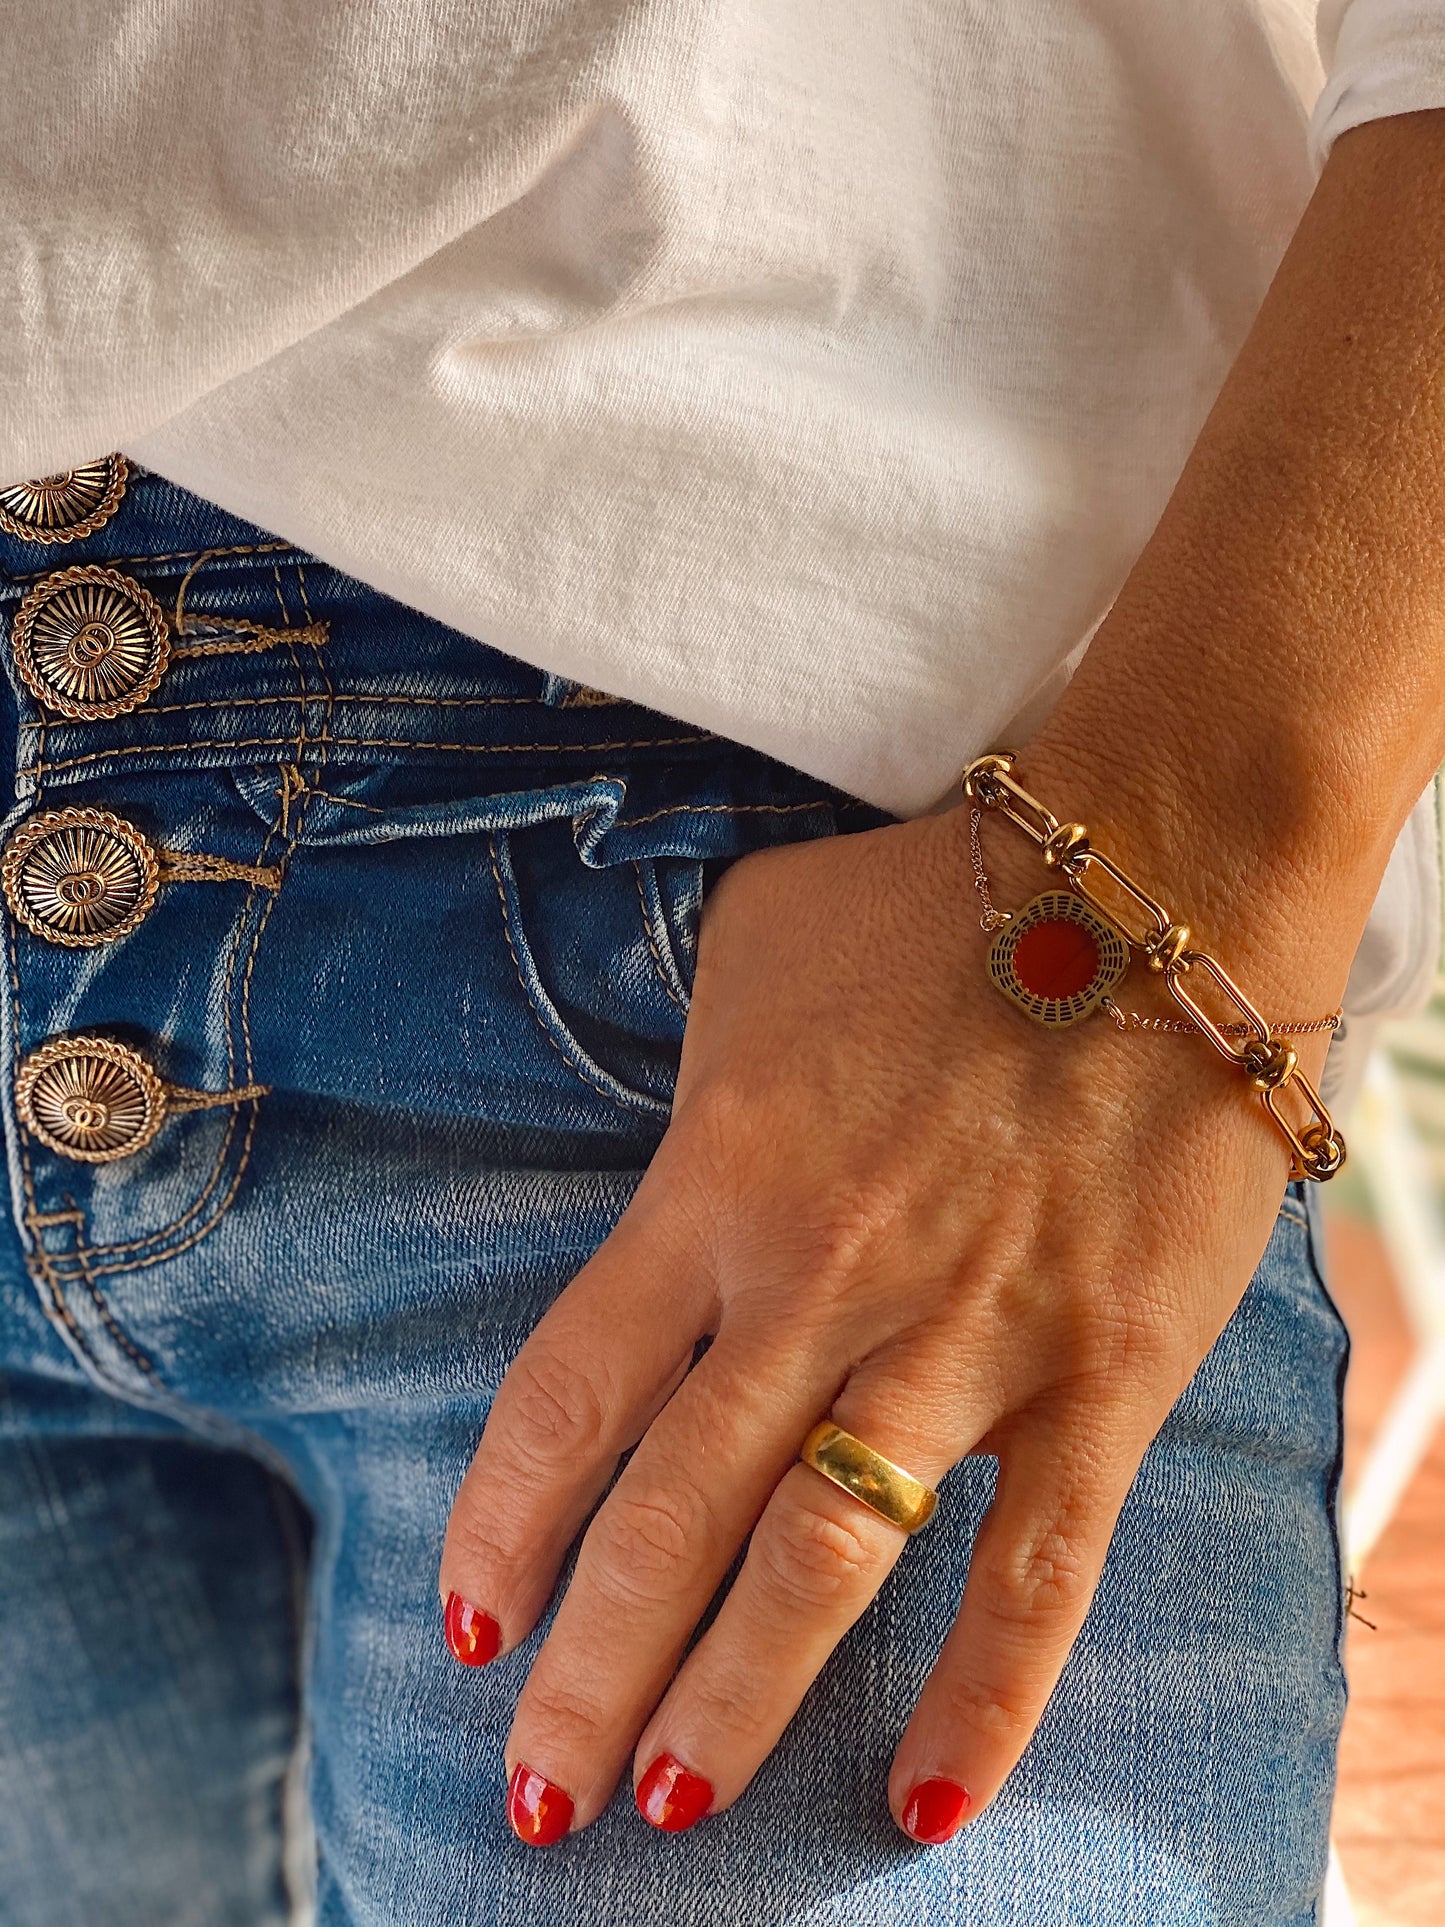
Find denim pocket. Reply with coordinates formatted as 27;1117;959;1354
229;761;847;1117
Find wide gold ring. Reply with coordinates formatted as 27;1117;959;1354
798;1421;939;1535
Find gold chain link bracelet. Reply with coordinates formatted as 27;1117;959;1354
960;750;1347;1182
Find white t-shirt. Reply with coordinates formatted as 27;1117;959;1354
2;1;1442;1102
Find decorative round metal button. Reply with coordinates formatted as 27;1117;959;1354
987;890;1130;1029
10;564;169;719
15;1035;168;1163
2;807;160;948
0;455;129;545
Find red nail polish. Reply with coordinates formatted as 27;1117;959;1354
636;1751;714;1832
443;1592;501;1667
901;1777;970;1844
507;1762;574;1846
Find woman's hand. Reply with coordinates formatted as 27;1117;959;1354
438;104;1445;1845
439;774;1333;1844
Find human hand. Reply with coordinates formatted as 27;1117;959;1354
439;764;1337;1846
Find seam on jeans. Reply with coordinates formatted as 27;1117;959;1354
32;732;714;776
1278;1203;1308;1229
5;539;295;584
34;906;261;1265
66;1222;163;1382
81;1108;262;1276
76;710;303;1269
634;859;690;1018
486;828;667;1117
72;615;317;1274
5;760;100;1371
167;1080;270;1112
37;1114;245;1267
22;692;552;723
5;806;165;1378
613;798;828;829
62;636;309;1267
170;621;330;661
25;1205;84;1229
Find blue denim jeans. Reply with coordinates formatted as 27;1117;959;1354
0;469;1348;1925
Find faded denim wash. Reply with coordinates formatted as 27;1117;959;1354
0;469;1348;1925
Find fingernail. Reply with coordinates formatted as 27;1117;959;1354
636;1751;714;1833
507;1762;574;1846
443;1592;501;1667
901;1777;971;1844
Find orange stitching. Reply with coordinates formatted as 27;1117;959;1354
77;629;314;1273
33;732;713;776
25;693;554;721
171;622;329;661
633;860;689;1019
69;649;303;1263
167;1080;270;1112
64;1111;244;1264
156;850;283;889
68;1229;162;1381
83;1107;261;1279
23;1245;104;1367
7;539;295;583
70;670;299;1262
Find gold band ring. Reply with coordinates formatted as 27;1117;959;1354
798;1421;940;1535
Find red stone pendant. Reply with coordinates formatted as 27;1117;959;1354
987;890;1129;1029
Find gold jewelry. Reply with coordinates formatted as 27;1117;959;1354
799;1421;939;1534
961;750;1346;1182
969;807;1342;1042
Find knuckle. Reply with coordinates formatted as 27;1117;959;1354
682;1666;766;1750
977;1520;1095;1634
936;1667;1037;1748
446;1502;514;1576
501;1341;608;1467
518;1672;607;1753
582;1483;709;1608
755;1494;879;1611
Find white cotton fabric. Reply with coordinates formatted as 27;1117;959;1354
2;2;1443;1104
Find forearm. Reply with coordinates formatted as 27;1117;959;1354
984;108;1445;1013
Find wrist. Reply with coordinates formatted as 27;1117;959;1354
939;710;1368;1028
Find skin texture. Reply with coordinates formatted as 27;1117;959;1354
440;108;1445;1842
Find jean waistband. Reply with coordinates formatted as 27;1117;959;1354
0;462;888;860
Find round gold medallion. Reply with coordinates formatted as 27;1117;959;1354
15;1035;168;1163
0;455;129;545
10;564;170;719
2;807;160;948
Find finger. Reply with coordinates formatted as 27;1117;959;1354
439;1194;712;1666
887;1407;1142;1844
502;1326;846;1842
628;1361;990;1833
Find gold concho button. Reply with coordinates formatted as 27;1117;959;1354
15;1035;167;1163
2;807;160;948
0;455;129;545
10;564;169;719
